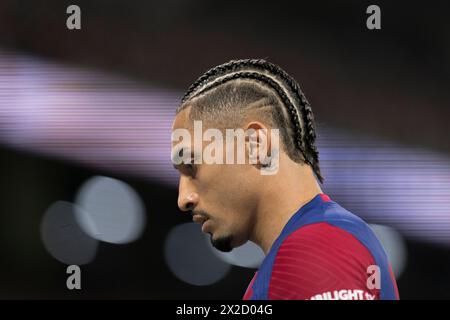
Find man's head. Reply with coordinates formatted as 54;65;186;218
172;59;323;252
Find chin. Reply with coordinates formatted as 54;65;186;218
210;234;234;252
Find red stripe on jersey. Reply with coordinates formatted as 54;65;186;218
320;194;331;202
268;222;380;300
388;263;400;299
243;272;257;300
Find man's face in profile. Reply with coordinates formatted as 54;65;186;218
171;106;260;252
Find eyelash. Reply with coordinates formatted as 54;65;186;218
184;164;196;176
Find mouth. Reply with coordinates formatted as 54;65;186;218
192;214;208;225
192;214;211;233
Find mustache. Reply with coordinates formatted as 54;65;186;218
190;210;211;220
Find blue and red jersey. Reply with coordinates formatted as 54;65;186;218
243;193;399;300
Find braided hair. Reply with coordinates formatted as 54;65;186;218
177;59;324;184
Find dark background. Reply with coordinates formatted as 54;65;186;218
0;0;449;299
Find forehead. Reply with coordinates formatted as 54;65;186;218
171;107;194;162
172;107;192;131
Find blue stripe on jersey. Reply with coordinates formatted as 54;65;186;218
249;194;398;300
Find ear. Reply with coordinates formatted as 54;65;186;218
245;121;272;167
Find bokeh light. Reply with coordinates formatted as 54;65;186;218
208;240;264;269
164;222;231;286
74;176;146;244
40;201;98;265
370;224;407;279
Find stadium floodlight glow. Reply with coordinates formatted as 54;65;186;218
1;49;450;246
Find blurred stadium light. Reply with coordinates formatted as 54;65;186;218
75;175;146;244
40;201;99;265
1;49;449;249
370;224;407;278
164;222;231;286
0;49;179;185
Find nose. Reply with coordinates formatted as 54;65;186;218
177;176;199;212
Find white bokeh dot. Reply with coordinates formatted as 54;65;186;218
74;176;146;244
207;239;264;269
40;201;98;265
370;224;408;278
164;222;231;286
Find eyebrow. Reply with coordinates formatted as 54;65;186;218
172;160;195;173
171;148;195;170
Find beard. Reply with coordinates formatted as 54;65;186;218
210;233;233;252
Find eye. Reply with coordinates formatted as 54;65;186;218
182;163;196;176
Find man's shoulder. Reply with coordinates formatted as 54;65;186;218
282;197;377;250
268;221;379;299
277;221;376;269
246;196;399;300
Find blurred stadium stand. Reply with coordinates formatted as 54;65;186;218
0;0;449;299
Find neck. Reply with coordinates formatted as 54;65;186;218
249;163;323;255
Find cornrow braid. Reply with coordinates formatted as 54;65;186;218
180;59;324;184
183;59;304;107
302;103;322;183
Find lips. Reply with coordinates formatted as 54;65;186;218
192;214;208;225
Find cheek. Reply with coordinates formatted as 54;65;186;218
210;167;252;202
198;165;256;214
225;166;256;202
